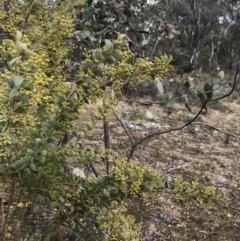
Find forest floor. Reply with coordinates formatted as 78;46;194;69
82;95;240;241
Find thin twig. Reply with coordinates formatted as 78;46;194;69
113;110;135;146
90;162;99;177
151;38;160;60
103;120;110;174
119;93;139;136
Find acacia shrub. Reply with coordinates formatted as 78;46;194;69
0;1;223;240
0;1;173;240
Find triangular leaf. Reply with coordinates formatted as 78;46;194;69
104;39;113;52
15;94;29;104
76;30;91;39
0;50;13;61
112;49;122;61
32;1;45;10
104;55;116;64
9;56;22;65
20;80;34;90
142;39;148;46
13;76;24;87
197;92;207;105
9;89;18;99
204;83;213;100
218;71;224;79
3;39;15;48
15;31;22;42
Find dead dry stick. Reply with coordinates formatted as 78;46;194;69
191;122;240;139
165;162;195;173
113;110;135;147
104;120;110;174
119;92;140;136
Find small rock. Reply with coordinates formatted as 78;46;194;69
145;111;154;119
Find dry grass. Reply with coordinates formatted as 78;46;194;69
81;97;240;240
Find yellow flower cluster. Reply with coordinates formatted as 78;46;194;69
97;203;143;241
0;134;12;157
0;2;24;36
112;159;164;195
173;175;220;209
0;134;12;146
205;186;217;196
17;200;32;208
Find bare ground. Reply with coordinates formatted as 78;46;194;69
82;98;240;241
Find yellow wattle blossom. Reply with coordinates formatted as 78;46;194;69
17;202;24;208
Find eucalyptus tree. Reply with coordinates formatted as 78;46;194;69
70;0;178;61
217;0;240;70
156;0;226;70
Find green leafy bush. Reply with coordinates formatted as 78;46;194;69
0;1;223;240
